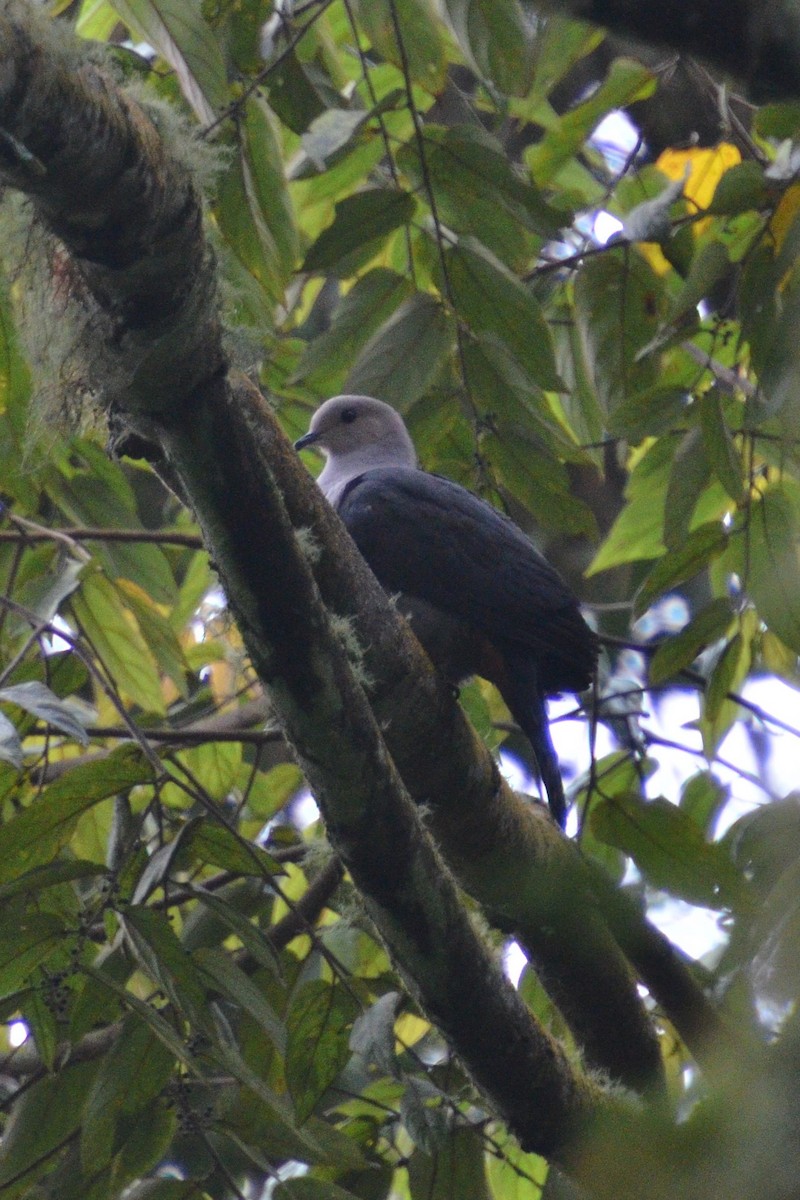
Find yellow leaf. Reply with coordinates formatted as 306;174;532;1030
656;143;742;215
769;182;800;256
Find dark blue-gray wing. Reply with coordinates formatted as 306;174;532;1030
337;467;597;693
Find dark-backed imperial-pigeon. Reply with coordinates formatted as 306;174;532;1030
296;395;597;828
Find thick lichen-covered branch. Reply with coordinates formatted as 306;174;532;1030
0;5;221;414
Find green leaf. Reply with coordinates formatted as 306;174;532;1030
401;1077;449;1153
81;962;197;1069
0;912;65;997
680;771;731;836
708;161;769;214
303;189;416;276
242;96;299;281
71;570;165;715
0;680;89;745
573;247;666;414
183;885;281;974
444;0;536;94
196;946;284;1047
300;108;375;172
113;1101;177;1190
442;237;561;390
0;860;107;904
698;388;744;501
344;292;454;410
81;1014;175;1172
590;792;751;911
485;1125;547;1200
399;125;566;265
634;522;728;617
0;746;154;886
109;0;228;121
175;739;243;803
185;820;282;877
649;598;734;685
408;1126;492;1200
0;264;35;509
0;1060;99;1197
607;386;690;442
116;580;190;696
744;485;800;653
588;438;673;574
700;622;753;756
121;905;211;1032
663;428;711;550
352;0;446;90
47;452;176;604
275;1181;362;1200
293;269;413;391
245;762;305;820
215;143;284;311
286;980;359;1123
349;991;400;1076
483;431;597;537
669;240;731;322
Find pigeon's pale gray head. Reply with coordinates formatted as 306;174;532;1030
296;395;417;504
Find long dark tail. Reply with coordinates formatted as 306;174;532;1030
501;662;566;829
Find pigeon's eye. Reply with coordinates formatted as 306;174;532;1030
340;408;358;424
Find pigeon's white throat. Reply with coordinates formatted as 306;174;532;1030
317;444;417;507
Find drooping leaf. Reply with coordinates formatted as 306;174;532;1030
0;680;89;745
743;485;800;653
80;1013;175;1172
183;885;281;974
408;1125;492;1200
184;820;282;877
122;905;211;1033
303;189;416;276
399;125;566;266
0;710;23;770
444;0;536;94
293;269;413;391
71;570;165;715
108;0;228;121
195;946;285;1048
573;247;666;414
352;0;446;90
700;619;754;756
698;388;744;502
590;792;751;911
634;522;728;617
286;980;359;1123
663;428;711;549
0;911;65;997
0;1060;100;1198
0;746;154;886
344;292;454;409
442;237;561;390
649;598;734;685
349;991;401;1077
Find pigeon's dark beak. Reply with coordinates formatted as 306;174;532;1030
294;430;321;452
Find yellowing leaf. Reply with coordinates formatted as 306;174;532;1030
656;143;742;218
72;571;165;715
769;182;800;255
